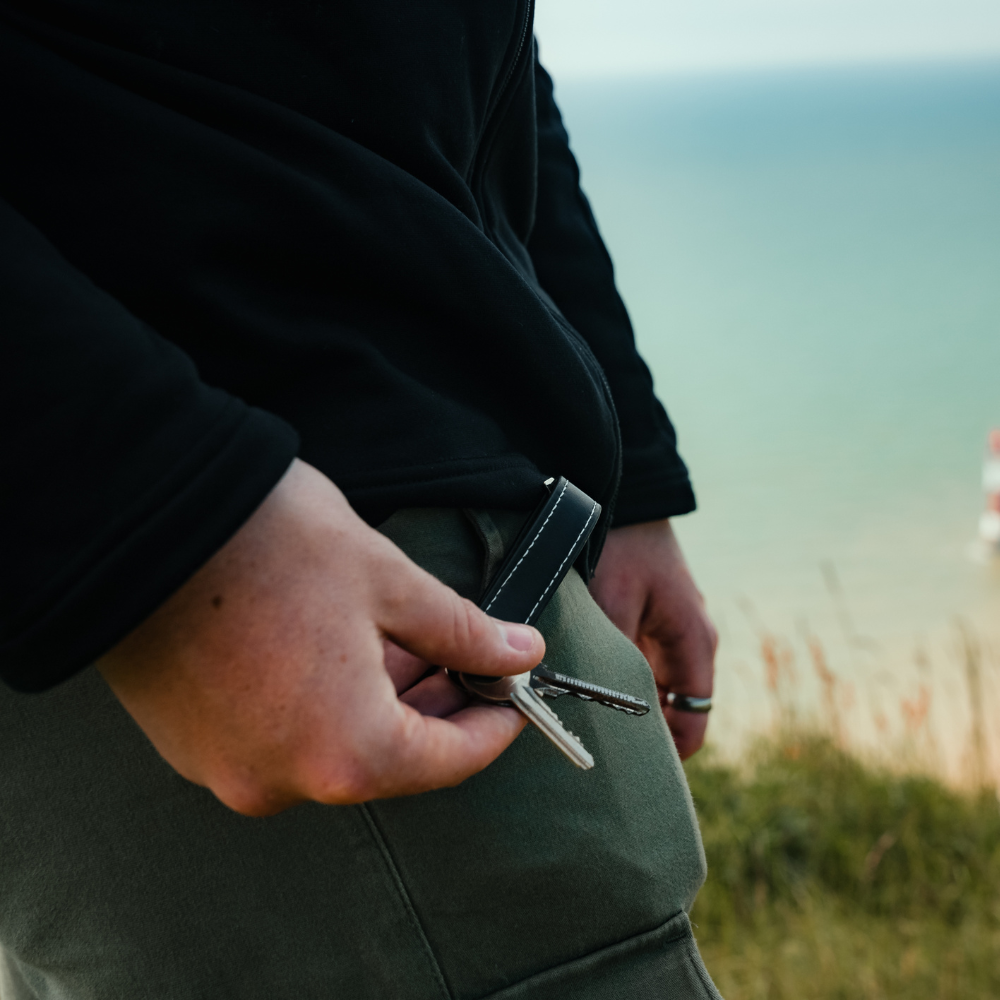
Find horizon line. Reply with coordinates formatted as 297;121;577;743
544;50;1000;84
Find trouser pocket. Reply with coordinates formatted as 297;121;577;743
481;911;722;1000
371;509;710;1000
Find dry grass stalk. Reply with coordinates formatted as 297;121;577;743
956;618;990;792
803;629;843;746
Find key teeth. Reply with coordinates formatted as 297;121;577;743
532;666;650;716
510;686;595;770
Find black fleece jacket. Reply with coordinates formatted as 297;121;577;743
0;0;695;692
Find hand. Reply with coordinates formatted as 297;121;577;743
588;519;716;759
98;459;544;816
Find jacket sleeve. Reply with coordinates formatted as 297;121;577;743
0;197;299;692
527;55;696;526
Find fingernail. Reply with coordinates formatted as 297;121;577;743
498;622;536;652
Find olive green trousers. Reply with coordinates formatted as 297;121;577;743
0;509;721;999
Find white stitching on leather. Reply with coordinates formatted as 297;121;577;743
484;480;570;616
524;500;598;623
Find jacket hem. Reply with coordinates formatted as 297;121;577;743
611;478;697;527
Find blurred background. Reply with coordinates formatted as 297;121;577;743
534;2;1000;995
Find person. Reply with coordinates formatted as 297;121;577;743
0;3;720;997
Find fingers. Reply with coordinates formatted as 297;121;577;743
661;704;709;760
212;672;526;813
374;552;545;677
639;612;715;760
589;566;644;642
643;616;711;760
332;700;527;802
382;638;431;694
386;703;527;796
330;546;540;801
398;669;467;717
639;607;716;694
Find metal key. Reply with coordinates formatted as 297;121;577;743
531;664;651;717
455;671;594;769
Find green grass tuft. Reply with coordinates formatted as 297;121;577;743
686;734;1000;998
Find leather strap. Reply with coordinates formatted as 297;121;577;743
479;477;601;626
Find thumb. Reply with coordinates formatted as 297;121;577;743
374;556;545;676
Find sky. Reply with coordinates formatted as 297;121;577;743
534;0;1000;77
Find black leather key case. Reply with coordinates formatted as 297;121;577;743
479;477;601;625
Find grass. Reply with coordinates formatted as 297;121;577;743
685;733;1000;999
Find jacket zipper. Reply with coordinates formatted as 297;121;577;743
489;0;533;125
468;0;622;542
467;0;534;206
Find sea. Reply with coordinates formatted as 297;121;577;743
552;60;1000;781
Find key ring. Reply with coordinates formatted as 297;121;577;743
666;693;712;714
449;670;518;705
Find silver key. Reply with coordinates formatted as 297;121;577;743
531;664;651;716
454;671;594;769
